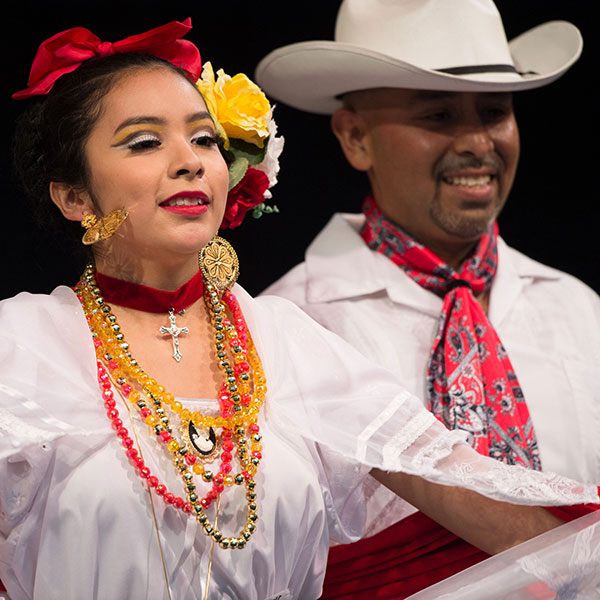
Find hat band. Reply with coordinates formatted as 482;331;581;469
436;64;537;76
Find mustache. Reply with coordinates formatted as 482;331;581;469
433;153;503;180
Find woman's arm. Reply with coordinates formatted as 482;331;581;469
371;468;563;555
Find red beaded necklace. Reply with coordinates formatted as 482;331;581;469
75;264;266;550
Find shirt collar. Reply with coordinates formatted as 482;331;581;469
490;236;561;325
304;213;562;319
304;213;442;315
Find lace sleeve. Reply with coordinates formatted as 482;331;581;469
254;295;599;508
399;418;596;506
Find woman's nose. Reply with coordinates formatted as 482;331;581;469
168;140;204;179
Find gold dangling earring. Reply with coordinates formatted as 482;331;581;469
198;235;240;291
81;208;128;245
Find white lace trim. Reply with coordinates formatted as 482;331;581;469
412;426;469;470
382;410;435;470
356;390;412;462
411;431;599;505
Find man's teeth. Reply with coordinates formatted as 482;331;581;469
165;198;206;206
444;175;492;187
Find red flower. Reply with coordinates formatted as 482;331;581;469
221;167;270;229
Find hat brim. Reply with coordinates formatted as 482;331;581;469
255;21;582;114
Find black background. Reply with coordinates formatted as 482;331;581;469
2;1;598;299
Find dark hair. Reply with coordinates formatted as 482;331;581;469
13;53;196;256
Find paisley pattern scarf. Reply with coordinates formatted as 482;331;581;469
361;196;541;470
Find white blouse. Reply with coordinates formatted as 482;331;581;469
0;286;596;599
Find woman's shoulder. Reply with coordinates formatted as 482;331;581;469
0;285;81;325
0;286;90;345
0;284;105;442
0;285;95;388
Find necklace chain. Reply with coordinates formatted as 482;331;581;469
118;380;173;599
75;264;266;550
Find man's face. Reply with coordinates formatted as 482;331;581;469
344;89;520;250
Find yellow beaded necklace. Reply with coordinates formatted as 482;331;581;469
75;263;267;550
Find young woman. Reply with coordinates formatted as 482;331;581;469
1;19;597;600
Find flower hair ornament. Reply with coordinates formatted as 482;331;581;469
13;19;283;230
196;62;284;229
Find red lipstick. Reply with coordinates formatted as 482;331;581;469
159;191;210;216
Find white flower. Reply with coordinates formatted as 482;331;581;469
255;108;284;199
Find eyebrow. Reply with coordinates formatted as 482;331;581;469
113;111;214;135
187;111;215;125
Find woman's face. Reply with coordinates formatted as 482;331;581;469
79;66;229;271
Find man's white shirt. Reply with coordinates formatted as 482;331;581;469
264;213;600;535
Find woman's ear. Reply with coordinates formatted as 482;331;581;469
330;108;373;172
49;182;94;222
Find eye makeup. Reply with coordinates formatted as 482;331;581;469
111;124;165;147
187;118;216;134
109;113;217;149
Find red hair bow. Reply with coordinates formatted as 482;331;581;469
13;18;201;100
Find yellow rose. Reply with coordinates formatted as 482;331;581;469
196;62;270;150
196;62;229;148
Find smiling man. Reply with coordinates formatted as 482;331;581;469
256;0;600;597
333;88;519;272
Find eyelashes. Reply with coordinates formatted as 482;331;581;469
122;132;219;152
126;133;161;151
191;133;219;148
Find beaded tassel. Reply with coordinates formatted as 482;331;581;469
75;265;266;550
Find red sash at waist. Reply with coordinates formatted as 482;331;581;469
320;502;600;600
321;511;488;599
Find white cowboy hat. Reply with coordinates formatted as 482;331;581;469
255;0;583;114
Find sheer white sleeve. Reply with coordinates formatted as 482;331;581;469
0;289;109;539
249;292;599;507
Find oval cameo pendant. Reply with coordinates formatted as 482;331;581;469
182;420;220;463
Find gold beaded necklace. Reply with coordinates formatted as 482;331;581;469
75;262;266;551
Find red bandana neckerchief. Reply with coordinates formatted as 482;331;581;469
95;269;205;313
360;196;541;470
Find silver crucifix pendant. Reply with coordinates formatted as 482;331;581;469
160;308;189;362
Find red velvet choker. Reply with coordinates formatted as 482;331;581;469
94;269;205;313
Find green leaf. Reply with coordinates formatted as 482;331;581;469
228;157;249;190
228;137;267;166
252;203;280;219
